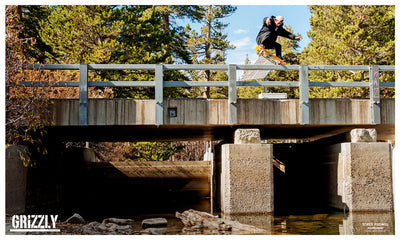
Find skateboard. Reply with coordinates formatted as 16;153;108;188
255;45;286;65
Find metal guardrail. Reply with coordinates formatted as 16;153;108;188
23;64;395;126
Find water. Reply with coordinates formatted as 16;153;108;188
5;212;394;235
265;212;394;235
123;211;395;235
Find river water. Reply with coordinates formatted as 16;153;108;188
120;211;395;235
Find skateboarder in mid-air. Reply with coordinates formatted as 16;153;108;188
256;16;301;61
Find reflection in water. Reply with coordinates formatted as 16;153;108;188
223;214;274;233
340;212;395;235
220;212;394;235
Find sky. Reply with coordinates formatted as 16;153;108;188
223;5;312;65
176;5;312;65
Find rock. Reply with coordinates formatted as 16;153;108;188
142;218;168;229
116;225;133;232
64;213;85;224
81;225;98;234
350;128;377;142
234;129;261;144
95;223;108;231
80;219;135;234
105;223;119;231
143;227;167;234
86;221;101;228
191;224;204;230
102;217;134;225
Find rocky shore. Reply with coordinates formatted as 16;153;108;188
7;210;268;235
57;213;169;235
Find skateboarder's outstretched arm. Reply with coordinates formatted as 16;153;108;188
278;28;302;41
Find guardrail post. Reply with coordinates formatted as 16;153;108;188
79;64;88;126
299;65;309;124
155;64;164;125
228;64;237;125
369;65;381;124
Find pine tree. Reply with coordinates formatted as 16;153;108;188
110;5;195;98
39;5;123;64
301;5;394;98
185;5;237;98
153;5;203;64
302;5;394;65
19;5;53;63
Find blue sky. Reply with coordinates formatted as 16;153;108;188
176;5;312;65
224;5;312;64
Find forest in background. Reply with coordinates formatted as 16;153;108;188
6;5;395;163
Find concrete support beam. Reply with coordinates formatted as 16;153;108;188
327;142;393;212
221;129;273;215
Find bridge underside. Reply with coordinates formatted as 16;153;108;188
46;124;394;142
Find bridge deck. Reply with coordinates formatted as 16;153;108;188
47;98;394;142
51;98;394;126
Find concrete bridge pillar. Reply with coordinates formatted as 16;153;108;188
6;145;28;215
221;129;273;215
327;129;394;212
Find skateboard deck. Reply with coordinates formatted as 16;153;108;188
255;45;286;65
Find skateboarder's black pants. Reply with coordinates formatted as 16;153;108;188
261;41;282;59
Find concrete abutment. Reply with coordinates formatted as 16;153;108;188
217;128;394;215
326;142;393;212
6;145;28;215
220;129;274;215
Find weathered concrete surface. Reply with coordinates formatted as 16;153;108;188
48;98;395;141
50;98;395;126
221;143;273;215
234;128;261;144
350;128;377;142
327;143;393;212
6;145;28;215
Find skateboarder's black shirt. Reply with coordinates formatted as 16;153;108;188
256;16;296;46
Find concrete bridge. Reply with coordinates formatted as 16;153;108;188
24;64;395;142
21;64;395;219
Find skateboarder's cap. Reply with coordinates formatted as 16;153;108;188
275;16;284;22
